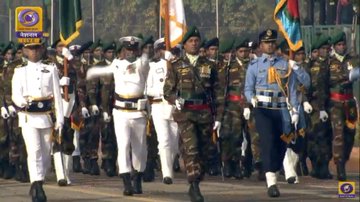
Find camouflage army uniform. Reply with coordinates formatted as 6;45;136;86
219;57;249;179
2;58;29;182
163;55;224;183
304;56;333;179
328;54;357;179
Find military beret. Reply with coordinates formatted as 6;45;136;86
181;26;201;44
75;41;93;56
1;42;14;55
330;31;346;45
219;37;235;54
137;33;144;40
278;39;290;53
311;35;330;50
103;41;117;52
154;38;165;50
259;29;277;42
141;36;154;49
200;38;207;48
119;36;141;49
233;38;249;50
204;37;219;49
116;43;124;53
15;43;24;51
90;39;103;51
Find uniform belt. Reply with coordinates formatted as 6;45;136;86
184;99;206;105
184;103;209;110
227;94;245;102
148;96;163;104
330;93;353;101
256;95;286;103
22;99;53;113
115;94;143;102
114;100;138;109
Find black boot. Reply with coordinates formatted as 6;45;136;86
163;177;173;185
143;161;155;182
318;161;332;179
254;162;265;181
72;156;82;173
2;161;15;179
0;161;3;178
103;159;116;177
120;173;133;196
223;161;232;178
233;160;243;180
82;158;91;175
29;181;47;202
267;185;280;197
14;163;23;182
90;159;100;175
132;172;143;194
207;161;219;176
173;154;180;172
310;160;320;178
188;181;204;202
336;161;346;181
240;157;252;178
300;159;309;176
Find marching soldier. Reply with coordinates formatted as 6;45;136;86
87;36;150;196
163;26;224;202
244;29;310;197
204;37;219;63
11;41;64;202
305;35;333;180
146;38;179;184
328;31;358;181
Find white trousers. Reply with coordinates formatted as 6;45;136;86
21;126;52;183
72;129;81;156
113;110;147;174
152;104;179;178
283;148;299;183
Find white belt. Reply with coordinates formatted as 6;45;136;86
115;100;138;108
256;95;286;103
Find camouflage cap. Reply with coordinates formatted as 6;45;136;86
330;31;346;45
219;37;235;54
181;26;201;44
204;37;219;49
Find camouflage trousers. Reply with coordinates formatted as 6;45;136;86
220;109;244;161
79;116;100;160
53;117;75;155
146;118;159;166
101;120;117;161
248;115;261;163
329;100;358;163
174;109;213;183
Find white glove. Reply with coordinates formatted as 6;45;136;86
303;101;313;114
319;110;328;122
7;105;16;117
175;99;183;110
251;97;257;108
90;105;99;115
81;107;90;118
289;59;299;70
1;107;9;119
243;108;251;120
54;122;63;131
62;47;73;61
164;50;174;61
59;76;70;86
290;108;299;125
103;112;111;123
213;121;221;138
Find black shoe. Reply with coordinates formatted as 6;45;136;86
143;162;155;182
233;161;243;180
29;181;47;202
223;161;232;178
300;160;309;176
318;162;333;179
188;181;204;202
267;185;280;197
82;158;91;175
90;159;100;175
208;163;219;176
0;162;3;178
57;179;67;186
336;162;346;181
163;177;173;185
254;162;265;181
287;176;296;184
72;156;82;173
120;173;133;196
2;161;15;179
132;172;143;194
103;159;116;177
173;155;180;172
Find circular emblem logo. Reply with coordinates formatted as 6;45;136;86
160;78;164;82
340;183;353;194
37;102;44;109
18;9;40;27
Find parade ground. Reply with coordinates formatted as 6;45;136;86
1;148;359;202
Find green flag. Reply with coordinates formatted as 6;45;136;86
59;0;83;45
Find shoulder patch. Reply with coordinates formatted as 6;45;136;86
250;58;258;65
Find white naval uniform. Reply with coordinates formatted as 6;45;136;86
87;56;149;174
11;60;64;183
147;59;178;179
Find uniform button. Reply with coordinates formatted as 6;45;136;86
37;78;40;80
38;88;41;90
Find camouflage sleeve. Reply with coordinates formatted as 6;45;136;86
100;76;113;113
163;61;178;105
87;78;99;106
316;60;329;110
0;64;6;107
212;63;224;122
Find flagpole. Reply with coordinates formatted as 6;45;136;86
9;7;12;41
164;0;170;51
92;0;95;41
216;0;219;38
159;0;162;39
51;0;54;45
